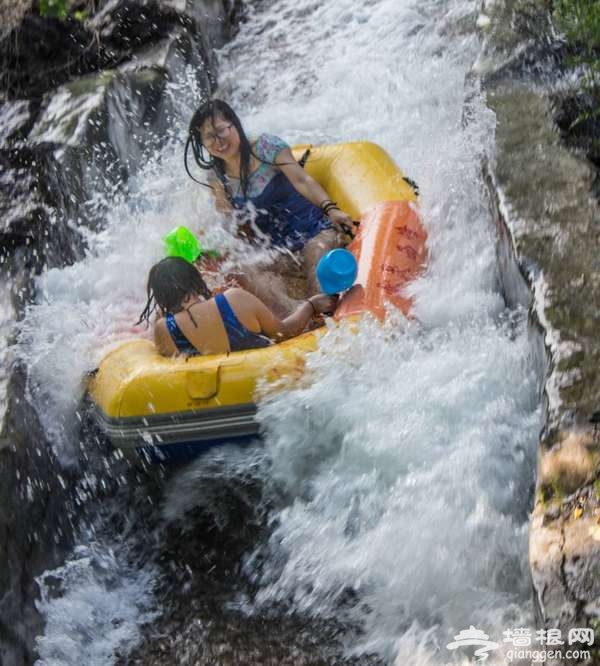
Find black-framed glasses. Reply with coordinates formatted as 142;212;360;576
202;124;234;146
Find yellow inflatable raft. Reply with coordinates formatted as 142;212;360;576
86;142;426;462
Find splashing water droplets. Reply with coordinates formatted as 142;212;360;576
19;0;543;662
218;0;540;662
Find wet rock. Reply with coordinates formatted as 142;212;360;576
0;23;215;303
553;88;600;200
474;0;563;85
563;519;600;607
486;82;600;425
0;12;106;100
0;1;191;100
122;508;384;666
543;504;561;524
539;430;598;497
0;144;85;267
27;62;169;182
0;366;77;666
0;0;33;39
478;0;600;655
0;100;38;145
529;510;575;628
89;0;185;50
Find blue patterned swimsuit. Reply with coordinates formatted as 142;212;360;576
165;293;271;355
225;134;332;251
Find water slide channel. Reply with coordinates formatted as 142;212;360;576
12;0;544;663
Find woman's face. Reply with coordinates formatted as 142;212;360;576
199;114;240;160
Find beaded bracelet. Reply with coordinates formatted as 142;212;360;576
305;299;318;317
319;199;339;214
322;203;340;216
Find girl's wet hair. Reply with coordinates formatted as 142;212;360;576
137;256;212;326
185;98;287;203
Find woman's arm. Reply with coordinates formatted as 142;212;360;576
208;175;256;242
274;147;354;230
260;300;315;340
154;319;178;356
260;294;338;340
208;175;233;213
232;289;337;341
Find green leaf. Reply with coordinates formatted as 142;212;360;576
38;0;69;19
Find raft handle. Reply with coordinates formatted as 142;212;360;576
403;176;420;196
298;147;311;168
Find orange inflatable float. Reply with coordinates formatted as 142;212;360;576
292;142;427;320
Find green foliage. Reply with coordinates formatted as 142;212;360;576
554;0;600;76
38;0;88;21
38;0;69;18
554;0;600;125
555;0;600;52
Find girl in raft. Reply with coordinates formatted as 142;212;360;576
138;257;337;357
184;99;355;309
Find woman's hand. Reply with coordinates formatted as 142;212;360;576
224;270;249;290
236;221;257;243
327;208;357;236
308;293;339;315
274;148;358;237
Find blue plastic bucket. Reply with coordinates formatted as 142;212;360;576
316;248;358;295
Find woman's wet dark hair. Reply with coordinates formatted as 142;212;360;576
185;98;288;204
185;99;252;202
137;256;212;326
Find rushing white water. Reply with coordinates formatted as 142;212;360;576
13;67;250;462
212;0;542;662
0;278;12;428
20;0;543;662
35;539;158;665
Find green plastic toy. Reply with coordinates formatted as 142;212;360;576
163;226;221;263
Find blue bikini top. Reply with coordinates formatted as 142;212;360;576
165;293;270;355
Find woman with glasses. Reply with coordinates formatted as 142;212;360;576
184;99;355;306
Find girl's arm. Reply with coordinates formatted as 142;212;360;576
231;288;337;341
259;300;316;340
258;295;337;340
